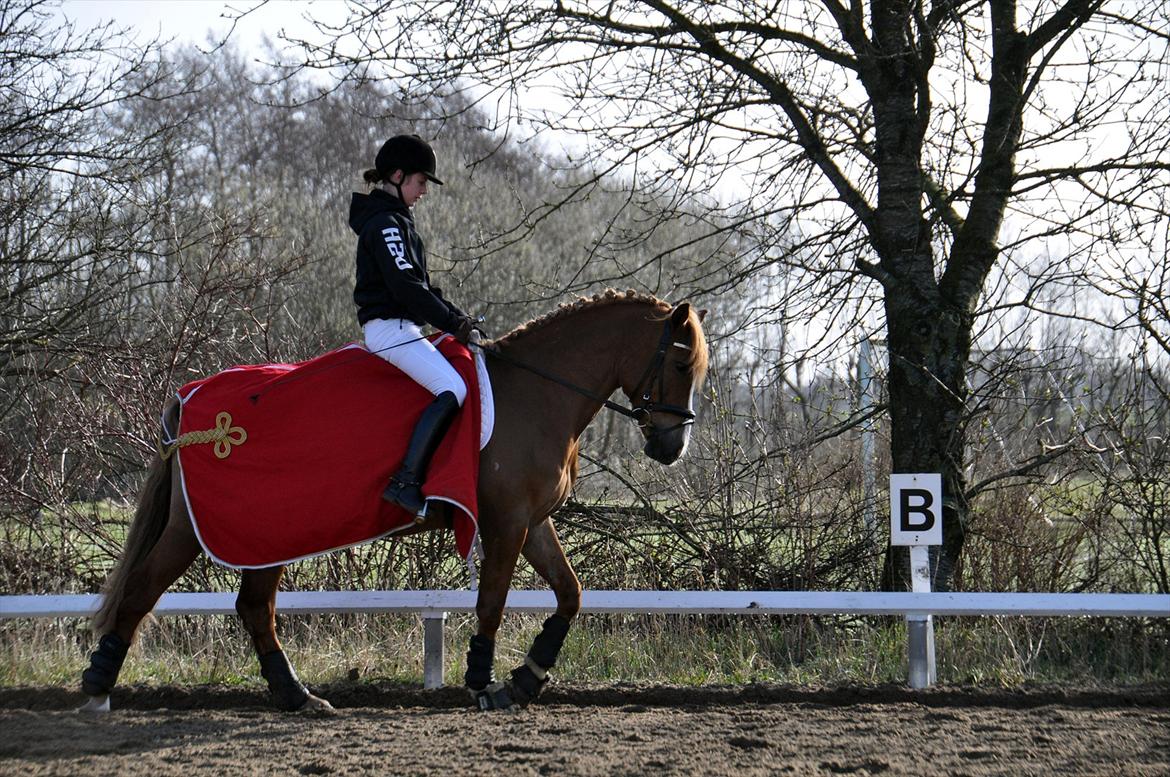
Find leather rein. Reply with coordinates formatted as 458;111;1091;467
478;320;697;434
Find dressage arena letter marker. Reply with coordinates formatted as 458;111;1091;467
889;473;941;689
889;473;942;546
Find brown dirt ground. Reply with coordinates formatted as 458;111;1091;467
1;682;1167;776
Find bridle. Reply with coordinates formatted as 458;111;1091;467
625;319;697;434
479;319;697;436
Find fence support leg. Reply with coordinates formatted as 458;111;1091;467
907;616;936;688
422;611;447;689
907;545;937;689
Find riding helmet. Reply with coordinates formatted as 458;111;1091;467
374;134;444;185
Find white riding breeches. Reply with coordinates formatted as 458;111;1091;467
363;318;468;406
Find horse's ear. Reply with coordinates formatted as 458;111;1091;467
670;302;707;327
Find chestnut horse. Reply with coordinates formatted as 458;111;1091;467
80;290;708;712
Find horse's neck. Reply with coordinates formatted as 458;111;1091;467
490;305;644;435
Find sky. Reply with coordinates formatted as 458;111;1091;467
57;0;342;52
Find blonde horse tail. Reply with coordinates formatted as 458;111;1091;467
92;401;179;636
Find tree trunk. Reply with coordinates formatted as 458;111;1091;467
878;290;973;592
863;0;974;592
874;0;1031;591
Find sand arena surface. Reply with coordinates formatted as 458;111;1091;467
1;683;1167;776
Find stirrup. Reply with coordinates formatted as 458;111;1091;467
382;477;426;518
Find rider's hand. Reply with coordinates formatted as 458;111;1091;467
452;316;475;345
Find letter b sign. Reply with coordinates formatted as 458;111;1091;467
890;473;942;546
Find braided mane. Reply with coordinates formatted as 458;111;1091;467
497;289;670;344
496;288;708;379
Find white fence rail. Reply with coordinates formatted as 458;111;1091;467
3;590;1168;618
3;590;1167;688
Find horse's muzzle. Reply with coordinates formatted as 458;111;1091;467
643;427;689;465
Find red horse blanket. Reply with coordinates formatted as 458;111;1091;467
173;339;480;568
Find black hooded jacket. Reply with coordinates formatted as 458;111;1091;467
350;188;467;331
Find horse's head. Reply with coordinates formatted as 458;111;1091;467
622;301;709;465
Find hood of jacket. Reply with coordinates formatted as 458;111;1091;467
348;188;410;235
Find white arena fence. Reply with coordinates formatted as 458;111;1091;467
2;590;1167;689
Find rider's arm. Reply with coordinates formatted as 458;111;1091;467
430;284;469;321
365;214;464;333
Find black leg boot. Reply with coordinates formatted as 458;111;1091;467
383;390;460;515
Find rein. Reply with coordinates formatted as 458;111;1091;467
478;320;696;432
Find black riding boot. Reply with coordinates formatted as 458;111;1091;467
383;390;460;515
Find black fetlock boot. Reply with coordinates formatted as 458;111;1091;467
383;390;460;515
81;632;130;697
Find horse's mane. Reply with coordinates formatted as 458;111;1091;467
496;288;708;378
498;289;669;343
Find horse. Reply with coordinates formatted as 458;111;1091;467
79;289;709;713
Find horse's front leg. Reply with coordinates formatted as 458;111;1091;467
236;567;333;713
506;517;581;707
465;519;528;711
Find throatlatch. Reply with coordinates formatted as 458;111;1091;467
259;649;311;711
81;632;130;697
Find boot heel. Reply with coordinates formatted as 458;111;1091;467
382;391;459;517
383;477;426;515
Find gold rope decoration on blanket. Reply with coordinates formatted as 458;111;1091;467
160;411;247;460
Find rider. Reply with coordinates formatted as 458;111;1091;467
350;134;475;515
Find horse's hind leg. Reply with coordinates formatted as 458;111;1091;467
80;502;201;711
506;517;580;706
236;567;333;713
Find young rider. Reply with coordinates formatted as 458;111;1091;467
350;134;476;515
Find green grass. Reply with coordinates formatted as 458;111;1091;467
4;613;1166;690
3;481;1166;690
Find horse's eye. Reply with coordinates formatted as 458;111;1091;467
674;363;689;375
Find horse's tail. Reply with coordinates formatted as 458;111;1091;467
92;400;179;636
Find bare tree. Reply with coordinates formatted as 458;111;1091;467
0;6;315;592
1;13;749;593
284;0;1170;589
2;0;173;375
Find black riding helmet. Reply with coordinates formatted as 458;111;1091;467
374;134;444;185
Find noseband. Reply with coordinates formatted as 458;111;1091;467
480;320;696;435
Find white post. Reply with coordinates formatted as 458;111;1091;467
422;611;446;689
890;473;941;689
906;546;937;689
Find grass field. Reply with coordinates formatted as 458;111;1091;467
3;611;1167;692
3;482;1167;695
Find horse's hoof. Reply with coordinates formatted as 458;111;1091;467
507;663;547;707
297;694;336;714
76;695;111;714
471;682;519;712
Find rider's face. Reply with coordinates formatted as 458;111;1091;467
391;171;430;207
